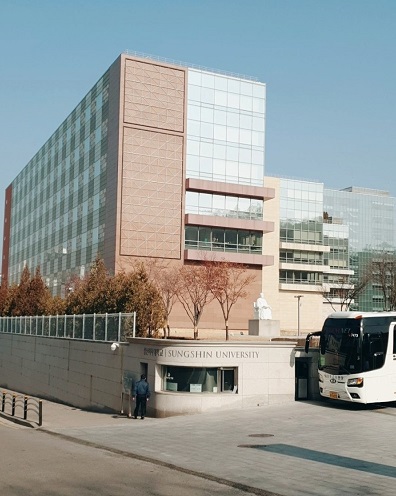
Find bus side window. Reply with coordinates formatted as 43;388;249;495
363;333;385;371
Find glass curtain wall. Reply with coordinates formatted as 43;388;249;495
8;73;110;294
279;179;324;286
185;69;266;255
186;69;265;186
324;187;396;311
185;226;262;254
185;191;263;220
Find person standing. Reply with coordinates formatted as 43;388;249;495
132;374;150;419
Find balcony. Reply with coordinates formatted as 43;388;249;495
185;213;274;233
184;241;274;266
185;178;275;201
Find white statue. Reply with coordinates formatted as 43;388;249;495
254;293;272;320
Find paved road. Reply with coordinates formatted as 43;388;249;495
0;422;262;496
1;391;396;495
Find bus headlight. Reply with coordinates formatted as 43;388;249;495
347;377;364;388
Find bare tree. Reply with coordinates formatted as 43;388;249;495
177;264;214;340
206;261;256;340
368;251;396;311
322;273;370;312
146;261;180;338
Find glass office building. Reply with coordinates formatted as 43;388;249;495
279;178;326;288
262;175;352;333
186;69;265;186
2;52;274;330
5;73;110;290
184;69;271;257
276;179;396;312
324;186;396;310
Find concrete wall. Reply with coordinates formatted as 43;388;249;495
0;334;123;411
135;340;299;417
0;333;320;417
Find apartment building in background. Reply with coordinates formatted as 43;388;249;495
2;52;275;331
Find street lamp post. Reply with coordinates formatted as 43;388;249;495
294;295;303;336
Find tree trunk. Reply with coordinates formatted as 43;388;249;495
225;321;229;341
163;319;171;339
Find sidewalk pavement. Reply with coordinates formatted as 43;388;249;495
2;388;396;496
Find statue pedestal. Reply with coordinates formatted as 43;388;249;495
248;319;280;338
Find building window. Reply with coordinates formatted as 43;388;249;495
280;270;323;285
280;220;323;246
162;366;237;393
185;191;263;220
185;226;262;254
280;250;323;266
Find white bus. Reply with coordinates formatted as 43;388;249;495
305;311;396;404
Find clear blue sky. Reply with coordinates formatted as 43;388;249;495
1;0;396;238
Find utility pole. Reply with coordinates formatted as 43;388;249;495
294;295;303;336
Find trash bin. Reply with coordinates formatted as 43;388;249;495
295;357;311;400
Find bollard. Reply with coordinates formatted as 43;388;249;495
120;392;124;415
24;396;28;420
38;401;43;427
1;392;43;426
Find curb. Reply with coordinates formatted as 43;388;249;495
0;411;36;428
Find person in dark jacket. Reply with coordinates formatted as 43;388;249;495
132;374;150;419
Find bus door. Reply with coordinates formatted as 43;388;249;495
362;333;386;371
393;325;396;360
392;325;396;389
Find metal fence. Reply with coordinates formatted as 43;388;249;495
0;312;136;342
123;49;259;82
1;390;43;427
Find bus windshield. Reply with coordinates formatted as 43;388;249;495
319;317;391;374
319;318;362;375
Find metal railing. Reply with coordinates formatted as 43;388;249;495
1;391;43;426
185;240;262;254
0;312;136;342
124;49;259;82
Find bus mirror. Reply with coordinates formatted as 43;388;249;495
304;331;321;353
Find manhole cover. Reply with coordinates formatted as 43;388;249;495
248;434;274;438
